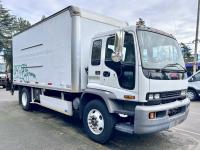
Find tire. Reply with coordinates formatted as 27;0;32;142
20;87;32;111
83;100;116;143
187;89;197;101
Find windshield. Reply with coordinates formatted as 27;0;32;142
0;64;6;73
137;30;185;71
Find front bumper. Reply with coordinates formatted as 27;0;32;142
134;98;190;134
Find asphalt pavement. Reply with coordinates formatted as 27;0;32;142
0;88;200;150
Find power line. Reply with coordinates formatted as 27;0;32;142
193;0;200;73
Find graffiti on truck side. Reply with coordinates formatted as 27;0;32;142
14;64;36;82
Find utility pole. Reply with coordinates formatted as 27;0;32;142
193;0;200;73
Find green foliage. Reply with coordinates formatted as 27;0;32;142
0;3;14;51
0;1;31;71
180;42;193;62
13;17;31;33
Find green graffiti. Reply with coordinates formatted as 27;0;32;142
14;64;36;82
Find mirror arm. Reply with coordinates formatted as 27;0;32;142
112;30;125;62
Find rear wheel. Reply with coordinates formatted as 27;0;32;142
20;87;32;111
83;100;116;143
187;89;197;101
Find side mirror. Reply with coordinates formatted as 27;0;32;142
112;30;125;62
111;52;122;62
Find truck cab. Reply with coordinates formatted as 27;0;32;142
85;24;189;138
88;25;188;101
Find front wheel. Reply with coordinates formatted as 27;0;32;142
83;100;116;143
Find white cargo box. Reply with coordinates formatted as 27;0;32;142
13;6;128;92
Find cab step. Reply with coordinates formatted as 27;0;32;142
115;123;134;134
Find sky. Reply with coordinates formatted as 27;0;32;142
1;0;198;51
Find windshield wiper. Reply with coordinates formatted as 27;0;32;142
161;63;187;73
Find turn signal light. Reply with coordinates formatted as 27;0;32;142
149;112;156;119
124;95;135;100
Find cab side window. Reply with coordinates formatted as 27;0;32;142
105;37;115;61
91;40;102;66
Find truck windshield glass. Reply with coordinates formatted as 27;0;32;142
0;64;5;73
137;30;185;71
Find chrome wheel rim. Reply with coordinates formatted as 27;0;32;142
87;109;104;135
187;91;195;100
22;92;28;107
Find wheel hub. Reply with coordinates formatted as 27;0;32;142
91;116;98;126
87;109;104;135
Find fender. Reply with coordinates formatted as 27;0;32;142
188;86;200;92
79;88;123;118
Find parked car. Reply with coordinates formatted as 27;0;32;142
187;70;200;100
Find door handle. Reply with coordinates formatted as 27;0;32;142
103;71;110;77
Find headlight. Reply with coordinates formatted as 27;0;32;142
147;93;160;100
154;93;160;99
148;94;154;100
181;90;187;96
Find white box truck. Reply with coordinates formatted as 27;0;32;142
12;6;190;143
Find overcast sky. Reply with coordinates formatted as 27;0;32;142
1;0;197;50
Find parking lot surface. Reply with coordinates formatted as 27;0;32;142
0;88;200;150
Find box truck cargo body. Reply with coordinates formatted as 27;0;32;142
13;7;127;92
12;6;190;143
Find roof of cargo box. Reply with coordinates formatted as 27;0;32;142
14;5;128;36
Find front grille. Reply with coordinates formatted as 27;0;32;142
160;91;181;99
145;99;176;106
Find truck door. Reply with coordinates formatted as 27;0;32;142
88;39;103;85
102;32;136;91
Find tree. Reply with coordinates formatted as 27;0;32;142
180;42;193;62
0;2;14;52
0;1;31;71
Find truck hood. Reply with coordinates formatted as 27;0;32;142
149;79;188;92
188;82;200;90
0;73;6;78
